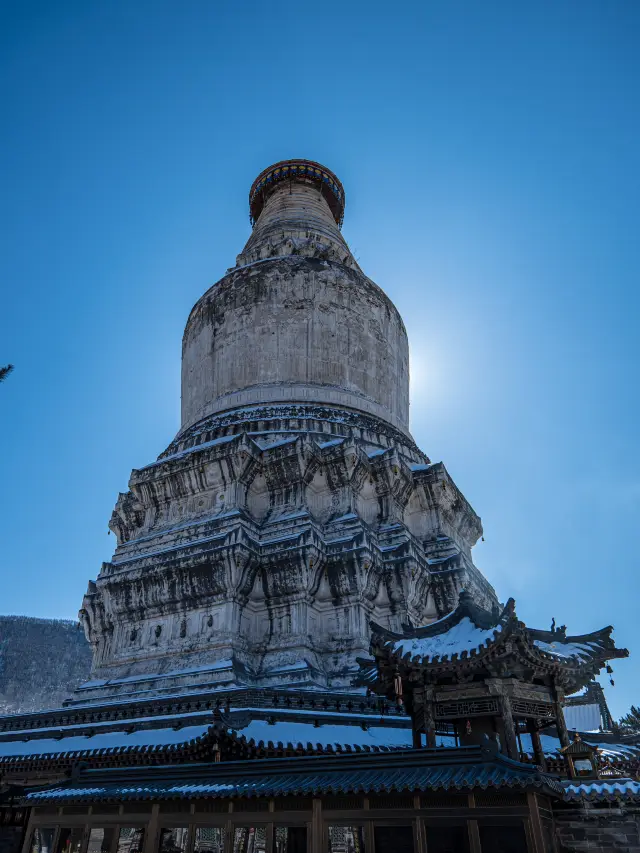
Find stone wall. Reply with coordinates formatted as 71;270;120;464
554;806;640;852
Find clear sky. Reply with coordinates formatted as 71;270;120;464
1;1;638;718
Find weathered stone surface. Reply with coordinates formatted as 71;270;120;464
554;807;640;852
181;180;410;435
77;160;497;701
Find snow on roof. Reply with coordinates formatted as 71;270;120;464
234;719;413;751
254;436;298;450
0;724;210;759
392;617;501;662
316;438;345;449
78;661;233;690
533;639;600;661
0;710;212;740
366;448;387;458
520;732;640;760
564;780;640;800
144;434;237;468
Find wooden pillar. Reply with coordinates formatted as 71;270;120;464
311;798;323;853
497;693;519;760
410;686;422;748
527;720;546;771
467;793;481;853
364;820;375;853
142;804;159;853
225;815;233;853
526;792;546;853
423;686;437;748
553;685;571;749
413;809;427;853
19;810;35;853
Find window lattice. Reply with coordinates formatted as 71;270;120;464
435;699;499;719
511;700;554;718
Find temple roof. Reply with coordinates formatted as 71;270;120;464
362;591;628;694
22;743;563;803
563;779;640;802
0;703;415;773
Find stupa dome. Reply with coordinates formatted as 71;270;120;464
180;159;411;436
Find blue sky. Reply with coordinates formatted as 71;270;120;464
1;1;638;717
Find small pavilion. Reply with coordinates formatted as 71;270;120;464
359;591;628;772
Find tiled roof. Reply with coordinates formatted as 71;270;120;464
229;718;413;754
0;709;415;768
0;724;210;763
24;744;563;803
563;780;640;802
364;591;628;694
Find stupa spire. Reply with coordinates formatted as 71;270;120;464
237;159;357;269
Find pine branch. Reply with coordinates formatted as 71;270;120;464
618;705;640;733
0;364;14;383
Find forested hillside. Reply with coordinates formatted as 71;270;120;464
0;616;92;714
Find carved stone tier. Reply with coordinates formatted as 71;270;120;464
80;405;496;700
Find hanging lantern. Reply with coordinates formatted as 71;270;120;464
610;678;615;687
394;672;403;706
606;664;613;674
466;719;472;735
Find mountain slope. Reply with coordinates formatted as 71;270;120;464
0;615;92;715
